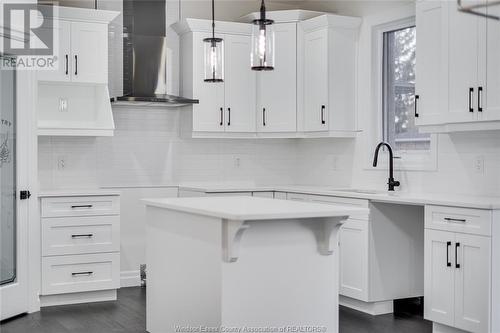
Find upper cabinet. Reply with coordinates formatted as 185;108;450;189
416;0;500;132
176;20;256;135
299;15;361;136
175;12;361;139
36;6;119;136
257;22;297;133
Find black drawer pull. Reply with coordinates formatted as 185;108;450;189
71;234;93;238
263;108;266;126
455;243;460;269
321;105;326;124
71;205;93;209
219;107;223;126
75;55;78;76
65;54;69;75
227;107;231;126
72;271;93;276
444;217;466;223
446;241;451;267
478;86;483;112
469;87;474;112
414;94;419;118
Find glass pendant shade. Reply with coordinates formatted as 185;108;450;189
203;37;224;82
251;19;275;70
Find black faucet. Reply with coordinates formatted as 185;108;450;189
373;142;400;191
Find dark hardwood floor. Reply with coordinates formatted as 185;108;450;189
0;287;432;333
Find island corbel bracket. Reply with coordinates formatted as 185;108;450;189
316;216;349;256
222;219;250;263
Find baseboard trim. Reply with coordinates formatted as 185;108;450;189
432;322;469;333
121;270;141;288
40;289;117;307
339;295;393;315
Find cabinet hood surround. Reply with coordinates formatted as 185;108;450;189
116;0;198;106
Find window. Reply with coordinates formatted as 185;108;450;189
382;26;430;151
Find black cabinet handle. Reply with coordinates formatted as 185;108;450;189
71;234;93;238
321;105;326;125
478;86;483;112
227;108;231;126
414;94;419;118
263;108;266;126
72;271;93;276
446;241;451;267
219;107;223;126
71;205;93;209
444;217;466;223
455;242;460;268
75;55;78;75
469;87;474;112
65;54;68;75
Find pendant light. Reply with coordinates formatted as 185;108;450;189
203;0;224;82
251;0;275;71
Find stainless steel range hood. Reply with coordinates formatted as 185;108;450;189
116;0;198;105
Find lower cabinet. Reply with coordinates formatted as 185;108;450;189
425;226;491;333
286;192;424;315
40;194;121;306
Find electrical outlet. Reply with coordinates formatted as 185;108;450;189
59;98;68;112
57;156;66;170
474;155;484;174
234;156;241;168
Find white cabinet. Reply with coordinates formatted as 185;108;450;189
425;205;492;333
38;21;108;84
70;22;108;84
36;7;118;137
40;194;121;306
257;22;297;133
224;34;256;132
299;15;361;136
415;0;447;126
416;0;500;131
177;21;256;135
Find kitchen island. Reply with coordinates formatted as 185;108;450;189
144;196;367;333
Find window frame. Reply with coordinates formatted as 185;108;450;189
368;16;438;172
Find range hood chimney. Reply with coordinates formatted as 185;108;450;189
116;0;198;105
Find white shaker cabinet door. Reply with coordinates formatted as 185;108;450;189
415;0;447;126
482;1;500;121
454;233;491;333
224;34;256;133
70;22;108;84
191;32;225;132
424;229;455;327
447;1;483;123
303;28;328;132
37;20;72;82
257;22;297;132
339;218;369;301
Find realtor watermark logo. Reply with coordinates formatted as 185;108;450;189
1;3;58;70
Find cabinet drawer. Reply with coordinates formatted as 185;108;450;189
42;216;120;256
425;205;492;236
42;253;120;295
41;196;120;218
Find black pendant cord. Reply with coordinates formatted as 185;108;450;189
260;0;266;21
211;0;215;40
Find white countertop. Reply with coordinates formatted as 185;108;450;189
178;184;500;210
143;196;368;221
38;189;121;197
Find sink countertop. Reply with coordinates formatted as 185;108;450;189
178;184;500;210
143;196;367;221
